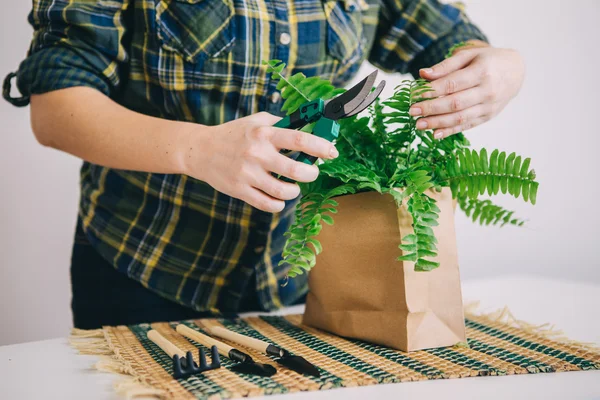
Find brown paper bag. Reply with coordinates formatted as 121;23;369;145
302;187;466;351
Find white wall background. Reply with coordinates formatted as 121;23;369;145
1;0;599;346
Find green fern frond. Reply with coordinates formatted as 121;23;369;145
370;97;387;142
394;170;440;271
318;158;385;193
336;116;383;170
280;184;357;277
445;148;539;204
458;195;525;227
383;80;430;148
264;59;539;278
265;60;343;114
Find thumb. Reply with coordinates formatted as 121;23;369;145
419;49;477;80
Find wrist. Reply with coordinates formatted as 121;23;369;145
175;121;213;180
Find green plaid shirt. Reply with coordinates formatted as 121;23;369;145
10;0;486;313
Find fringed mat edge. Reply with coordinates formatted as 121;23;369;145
463;302;599;354
70;328;167;399
69;304;599;400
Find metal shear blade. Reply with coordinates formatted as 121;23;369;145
323;70;385;120
344;80;386;118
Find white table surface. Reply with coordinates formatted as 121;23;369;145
1;275;599;400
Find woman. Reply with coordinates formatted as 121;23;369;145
4;0;524;328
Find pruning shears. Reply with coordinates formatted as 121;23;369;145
274;70;386;169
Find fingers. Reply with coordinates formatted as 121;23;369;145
269;128;338;160
241;187;286;213
419;49;478;81
264;152;320;183
433;115;490;139
414;66;482;104
421;104;489;133
413;88;483;126
251;171;301;201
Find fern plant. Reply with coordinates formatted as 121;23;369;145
264;58;539;278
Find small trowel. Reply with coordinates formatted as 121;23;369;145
205;325;320;378
176;324;277;377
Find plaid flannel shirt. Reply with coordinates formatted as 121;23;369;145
10;0;486;313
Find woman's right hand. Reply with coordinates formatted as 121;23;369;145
184;112;339;213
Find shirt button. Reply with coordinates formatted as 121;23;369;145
279;32;291;46
270;92;281;103
255;246;265;253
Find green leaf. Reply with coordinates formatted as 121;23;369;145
468;176;478;199
398;253;418;262
321;214;334;225
415;225;435;236
486;175;493;196
457;195;526;227
497;151;506;174
522;181;530;202
505;152;516;174
478;174;487;195
480;148;489;173
415;259;440;271
447;157;458;177
490;149;499;174
530;182;539;205
417;249;438;258
458;151;468;174
513;155;522;177
399;243;417;252
520;158;531;178
421;217;439;227
513;178;522;198
472;149;481;171
492;175;500;195
402;234;417;244
500;175;508;194
459;176;468;196
306;239;322;254
464;150;474;174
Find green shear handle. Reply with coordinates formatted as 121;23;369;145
273;99;340;167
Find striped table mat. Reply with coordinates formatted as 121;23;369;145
71;313;600;399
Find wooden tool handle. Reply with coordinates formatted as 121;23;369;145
176;324;234;359
205;326;269;354
147;330;186;358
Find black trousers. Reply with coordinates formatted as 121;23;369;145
70;220;258;329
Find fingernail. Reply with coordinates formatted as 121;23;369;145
421;68;433;74
434;130;444;139
330;146;339;158
409;107;422;116
416;120;428;129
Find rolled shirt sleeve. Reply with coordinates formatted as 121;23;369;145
15;0;130;99
369;0;488;77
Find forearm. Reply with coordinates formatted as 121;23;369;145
30;87;200;175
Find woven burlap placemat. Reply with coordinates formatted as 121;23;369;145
71;310;600;399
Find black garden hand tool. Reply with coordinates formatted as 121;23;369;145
274;70;386;168
176;324;277;377
147;329;221;379
205;325;320;378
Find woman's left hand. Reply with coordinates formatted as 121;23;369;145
409;42;525;139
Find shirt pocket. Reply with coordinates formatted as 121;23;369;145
155;0;236;63
322;0;380;66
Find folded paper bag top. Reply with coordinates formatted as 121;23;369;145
302;187;466;352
